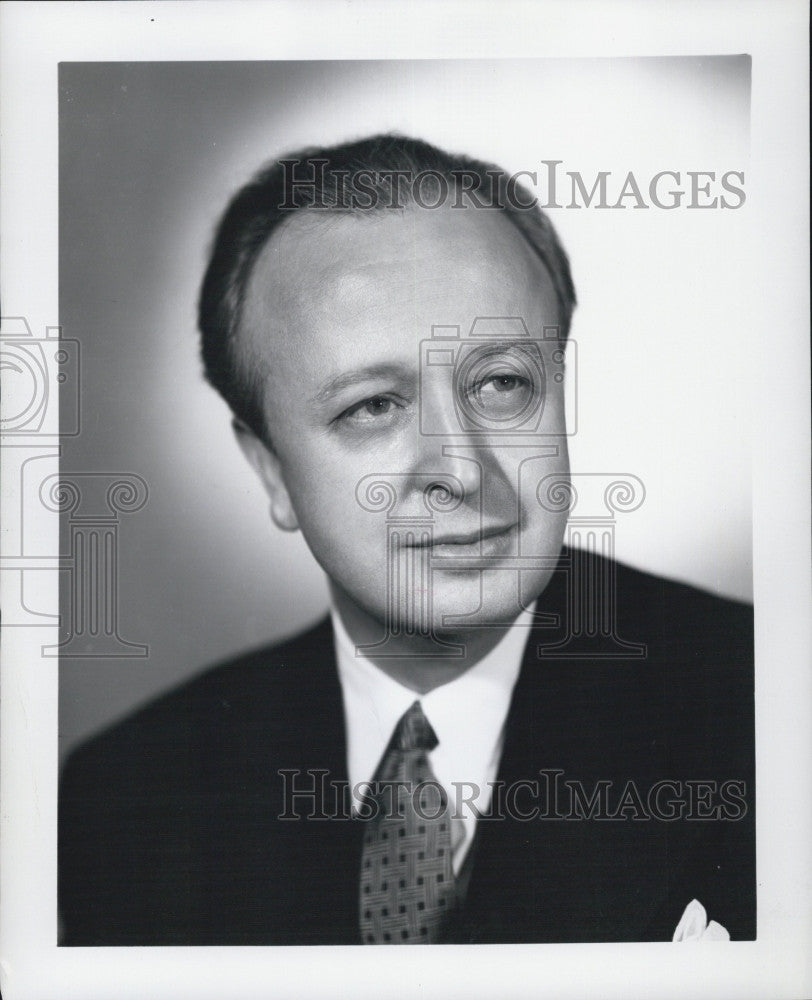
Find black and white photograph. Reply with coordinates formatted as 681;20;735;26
1;3;809;999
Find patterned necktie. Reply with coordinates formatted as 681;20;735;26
359;701;456;944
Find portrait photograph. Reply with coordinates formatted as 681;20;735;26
1;3;809;999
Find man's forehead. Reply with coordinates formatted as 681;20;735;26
240;203;559;359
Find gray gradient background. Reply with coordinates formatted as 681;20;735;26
58;58;752;765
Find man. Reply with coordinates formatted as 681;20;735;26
59;134;755;945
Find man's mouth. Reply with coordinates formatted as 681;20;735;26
404;523;517;559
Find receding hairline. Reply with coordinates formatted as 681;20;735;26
198;133;576;445
235;199;565;361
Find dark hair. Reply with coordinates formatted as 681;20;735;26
198;132;576;442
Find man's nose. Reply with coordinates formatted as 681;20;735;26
412;389;482;501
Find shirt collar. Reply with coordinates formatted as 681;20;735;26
331;605;534;794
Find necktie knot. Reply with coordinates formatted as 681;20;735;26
395;701;438;753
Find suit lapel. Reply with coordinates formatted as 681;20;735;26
457;600;672;942
267;616;366;943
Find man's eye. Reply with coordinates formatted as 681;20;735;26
363;397;392;415
474;373;532;397
466;371;538;417
341;396;397;423
488;374;523;392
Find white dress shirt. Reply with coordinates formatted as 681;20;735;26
331;606;534;873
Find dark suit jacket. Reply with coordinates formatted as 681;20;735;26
59;549;756;944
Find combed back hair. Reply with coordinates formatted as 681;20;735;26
198;132;577;443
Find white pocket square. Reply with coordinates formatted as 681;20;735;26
672;899;730;941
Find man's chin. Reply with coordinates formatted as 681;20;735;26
334;562;558;650
439;565;553;612
387;570;546;638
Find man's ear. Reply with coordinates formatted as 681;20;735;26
232;419;299;532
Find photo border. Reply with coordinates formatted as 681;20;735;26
1;2;809;998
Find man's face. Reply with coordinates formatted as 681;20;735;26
239;202;570;636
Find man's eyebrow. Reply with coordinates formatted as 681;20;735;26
312;363;414;404
464;339;542;358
